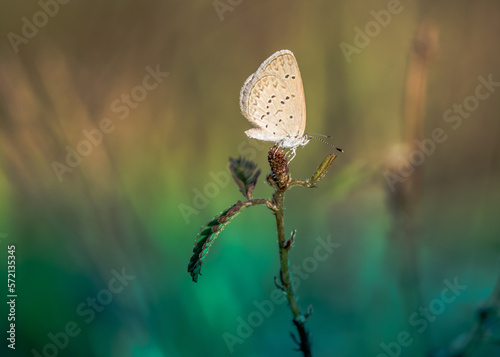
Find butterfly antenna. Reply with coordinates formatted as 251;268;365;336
307;133;332;139
307;134;344;153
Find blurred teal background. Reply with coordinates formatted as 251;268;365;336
0;1;499;356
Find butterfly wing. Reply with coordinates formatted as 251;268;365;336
241;74;295;142
240;50;307;142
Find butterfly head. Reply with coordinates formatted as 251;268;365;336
279;134;310;149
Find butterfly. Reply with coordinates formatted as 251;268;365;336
239;49;342;161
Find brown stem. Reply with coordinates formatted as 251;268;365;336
272;188;312;357
246;198;275;210
289;179;315;189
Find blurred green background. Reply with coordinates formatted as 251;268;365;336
1;1;499;356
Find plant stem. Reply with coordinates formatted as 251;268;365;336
273;188;312;357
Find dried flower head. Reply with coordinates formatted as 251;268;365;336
267;146;290;190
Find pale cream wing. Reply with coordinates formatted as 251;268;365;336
255;49;306;136
240;50;306;139
241;74;302;141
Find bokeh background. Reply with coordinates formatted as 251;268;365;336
1;1;499;356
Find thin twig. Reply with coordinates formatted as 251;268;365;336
289;179;315;188
272;187;312;357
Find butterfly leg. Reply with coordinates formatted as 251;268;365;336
283;147;290;159
287;148;297;163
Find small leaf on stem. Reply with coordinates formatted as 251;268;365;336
310;153;337;184
229;157;261;199
188;201;246;282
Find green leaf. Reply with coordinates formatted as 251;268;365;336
310;154;337;184
188;201;247;282
229;157;261;199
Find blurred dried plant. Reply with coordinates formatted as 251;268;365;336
385;18;439;355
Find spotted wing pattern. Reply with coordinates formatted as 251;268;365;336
240;50;307;146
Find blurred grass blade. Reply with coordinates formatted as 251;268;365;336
229;157;261;199
188;201;248;282
310;154;336;184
